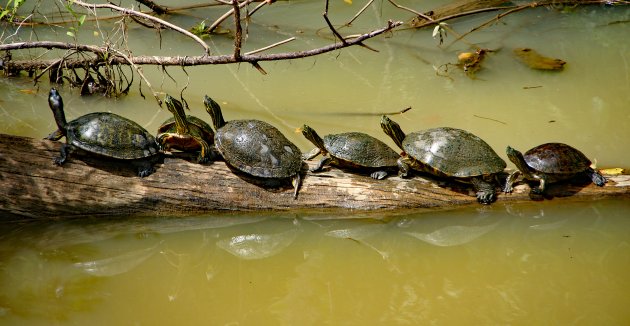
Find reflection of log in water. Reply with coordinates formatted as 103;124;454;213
1;133;629;219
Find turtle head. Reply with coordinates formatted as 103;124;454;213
48;87;68;132
380;115;405;150
506;146;529;173
204;95;225;130
301;124;325;150
164;94;189;133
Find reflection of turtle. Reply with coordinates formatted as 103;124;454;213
301;125;399;179
45;88;159;177
504;143;606;194
380;116;506;204
204;95;303;198
156;95;214;163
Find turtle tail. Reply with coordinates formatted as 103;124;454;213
204;95;225;130
301;125;326;151
48;88;68;134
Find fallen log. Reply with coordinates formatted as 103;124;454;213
0;133;628;219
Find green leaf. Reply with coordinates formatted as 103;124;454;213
78;14;86;26
67;31;75;37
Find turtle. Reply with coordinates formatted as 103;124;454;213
301;124;400;179
156;95;215;163
204;95;303;198
504;143;606;194
45;87;160;177
380;115;506;204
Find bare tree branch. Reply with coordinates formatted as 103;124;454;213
323;0;347;45
69;0;211;55
0;20;403;71
135;0;169;15
232;0;243;60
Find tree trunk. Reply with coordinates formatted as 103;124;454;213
1;133;628;219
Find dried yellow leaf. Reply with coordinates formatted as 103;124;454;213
599;168;624;175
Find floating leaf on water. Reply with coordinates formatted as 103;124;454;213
216;229;300;260
406;223;498;247
74;242;161;277
513;48;566;70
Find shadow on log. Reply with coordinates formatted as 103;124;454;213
1;133;628;219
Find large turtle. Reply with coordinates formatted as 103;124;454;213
157;95;214;163
380;115;506;204
45;88;160;177
301;124;399;179
204;95;303;198
504;143;606;194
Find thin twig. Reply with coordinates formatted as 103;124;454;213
110;48;160;103
473;114;506;125
207;0;255;33
69;0;211;55
232;0;242;60
135;0;168;15
386;0;433;21
323;0;347;45
345;0;375;26
244;37;296;55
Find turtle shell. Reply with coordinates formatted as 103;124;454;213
324;132;399;168
403;127;505;178
523;142;591;174
66;112;159;160
215;119;302;178
157;115;214;140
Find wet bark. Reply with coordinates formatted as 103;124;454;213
1;133;628;219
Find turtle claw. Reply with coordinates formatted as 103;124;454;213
476;191;495;205
370;171;388;180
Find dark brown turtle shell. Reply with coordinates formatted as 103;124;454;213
523;143;592;174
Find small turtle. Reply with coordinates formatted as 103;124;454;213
45;88;160;177
380;115;506;204
301;125;399;179
157;95;214;163
204;95;303;198
504;143;606;194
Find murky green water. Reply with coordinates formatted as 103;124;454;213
1;199;629;324
1;1;629;324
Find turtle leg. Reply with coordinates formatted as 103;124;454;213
310;156;331;172
156;133;171;151
531;176;547;195
503;171;521;193
292;173;302;199
54;143;70;165
302;148;321;161
370;170;388;180
397;157;411;178
134;160;155;178
45;129;64;141
196;138;212;163
470;177;497;204
586;167;606;187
